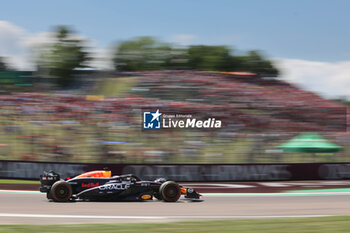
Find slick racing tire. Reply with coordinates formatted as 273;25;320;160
50;181;72;202
159;181;181;202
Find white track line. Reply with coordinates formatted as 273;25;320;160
0;213;334;220
202;192;350;196
0;213;164;219
0;190;41;194
2;190;350;196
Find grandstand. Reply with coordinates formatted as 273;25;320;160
0;70;348;164
132;71;347;132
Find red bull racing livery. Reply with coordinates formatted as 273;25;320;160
40;169;201;202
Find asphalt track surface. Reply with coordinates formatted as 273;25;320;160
1;191;350;224
5;180;350;193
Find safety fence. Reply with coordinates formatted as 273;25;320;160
1;160;350;181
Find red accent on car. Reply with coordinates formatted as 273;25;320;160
81;182;99;188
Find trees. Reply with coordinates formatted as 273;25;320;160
235;50;279;77
113;36;173;71
187;47;279;76
37;26;90;88
36;27;279;79
112;37;279;77
187;45;233;71
0;57;10;71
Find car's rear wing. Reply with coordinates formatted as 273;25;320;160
39;170;60;192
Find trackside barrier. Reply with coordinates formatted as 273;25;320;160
1;160;350;181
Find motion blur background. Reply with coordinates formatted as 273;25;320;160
0;0;349;164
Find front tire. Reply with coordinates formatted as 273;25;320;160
159;181;181;202
50;181;72;202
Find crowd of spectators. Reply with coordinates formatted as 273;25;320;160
134;70;348;132
0;70;348;163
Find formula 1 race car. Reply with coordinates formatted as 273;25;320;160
39;169;201;202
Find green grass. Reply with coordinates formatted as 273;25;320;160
98;77;139;96
287;188;350;193
1;216;350;233
0;179;39;184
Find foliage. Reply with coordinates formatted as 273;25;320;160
113;37;173;71
113;37;279;77
0;57;11;71
235;50;279;77
187;45;232;71
37;26;90;88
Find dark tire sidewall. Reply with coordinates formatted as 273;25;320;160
51;181;72;202
160;181;181;202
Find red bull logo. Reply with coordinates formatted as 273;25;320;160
81;182;99;188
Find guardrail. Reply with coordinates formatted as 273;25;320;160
1;160;350;181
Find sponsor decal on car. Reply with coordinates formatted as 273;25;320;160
42;176;55;181
141;194;152;200
81;182;99;187
98;183;130;190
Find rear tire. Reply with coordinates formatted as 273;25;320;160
159;181;181;202
50;181;72;202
